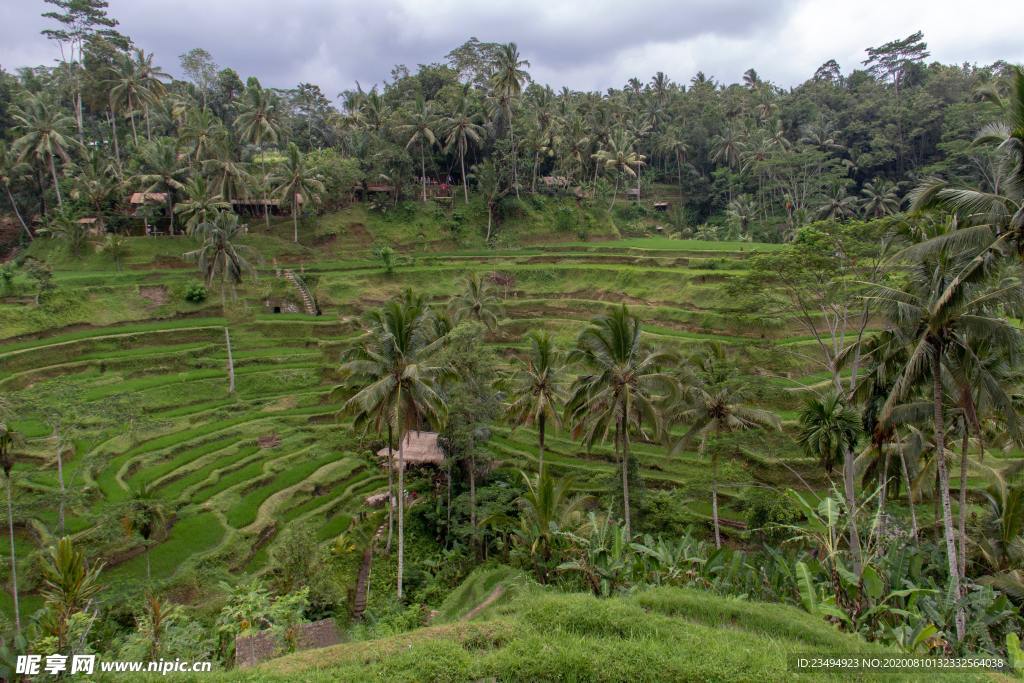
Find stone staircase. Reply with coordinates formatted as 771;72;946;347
283;269;318;315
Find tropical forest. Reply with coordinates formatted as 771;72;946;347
0;1;1023;680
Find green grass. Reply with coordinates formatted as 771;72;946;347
215;585;949;683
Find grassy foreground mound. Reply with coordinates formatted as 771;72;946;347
209;586;992;682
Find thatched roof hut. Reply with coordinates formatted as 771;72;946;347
129;192;167;205
376;431;444;467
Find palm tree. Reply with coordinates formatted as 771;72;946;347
566;305;674;537
40;537;104;652
490;43;530;197
175;175;230;235
236;84;284;229
202;150;252;203
442;86;485;204
339;292;447;599
101;233;130;272
107;52;148;145
469;160;507;243
125;484;167;582
672;346;781;548
0;141;33;241
725;195;757;238
180;107;227;164
860;179;901;217
796;392;864;572
592;132;645;211
449;272;503;330
506;331;567;473
270;142;324;243
659;126;689;198
817;188;858;220
183;212;258;303
135;138;188;234
869;244;1023;641
397;96;437;203
513;469;584;583
0;422;22;637
11;94;77;208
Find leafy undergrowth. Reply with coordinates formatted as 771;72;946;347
200;586;985;682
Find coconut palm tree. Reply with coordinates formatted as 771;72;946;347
397;96;437;203
490;43;530;197
202;150;252;203
817;187;858;220
449;272;503;330
135;138;188;234
183;212;258;303
469;160;508;243
236;84;284;229
270;142;324;243
868;244;1023;641
11;94;78;208
860;179;901;217
672;346;781;548
442;86;486;204
175;175;230;235
180;107;227;164
513;469;584;583
566;305;674;537
0;422;22;637
125;484;167;583
107;52;148;145
339;292;447;599
796;392;864;571
592;132;645;211
506;331;567;473
0;141;33;241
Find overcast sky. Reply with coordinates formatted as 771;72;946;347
2;0;1022;100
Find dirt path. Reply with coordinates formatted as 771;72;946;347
460;586;505;622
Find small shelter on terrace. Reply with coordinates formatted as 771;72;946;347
376;431;444;468
231;195;303;216
129;192;169;235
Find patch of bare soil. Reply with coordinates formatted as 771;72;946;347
139;285;169;306
258;433;281;449
131;255;188;270
347;222;372;245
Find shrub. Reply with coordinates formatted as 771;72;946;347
744;489;802;542
554;206;576;233
184;282;207;303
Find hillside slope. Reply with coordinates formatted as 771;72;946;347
214;586;992;682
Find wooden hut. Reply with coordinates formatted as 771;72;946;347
78;216;105;237
376;431;444;468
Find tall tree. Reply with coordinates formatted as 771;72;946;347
339;292;447;599
566;305;673;537
183;212;257;303
135;137;188;234
236;84;284;228
0;422;21;637
442;86;485;204
506;331;567;473
397;96;437;202
448;272;503;330
11;94;77;208
490;43;530;197
270;142;324;243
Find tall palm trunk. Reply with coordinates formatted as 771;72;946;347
460;148;469;204
609;174;619;212
958;427;969;579
225;327;236;394
509;121;520;199
292;202;299;244
469;452;477;558
5;476;20;637
704;436;721;549
875;444;891;538
262;150;270;231
618;415;632;538
49;155;63;207
931;346;964;641
110;111;121;164
397;415;406;600
56;439;65;536
386;423;394;554
898;435;918;539
420;144;427;203
842;443;863;575
4;185;32;241
537;413;546;475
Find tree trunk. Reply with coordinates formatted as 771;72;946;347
56;439;65;536
4;185;32;242
538;413;546;475
469;453;477;558
111;111;121;165
710;438;721;549
619;416;632;538
167;195;175;234
50;155;63;207
898;435;918;539
875;444;891;539
262;150;270;230
958;427;969;579
386;423;394;554
397;424;405;600
6;477;20;638
292;204;299;244
130;108;139;145
609;174;619;212
420;145;427;203
842;443;863;576
510;122;520;199
146;547;151;582
225;327;236;393
460;151;469;204
931;346;964;641
485;203;493;243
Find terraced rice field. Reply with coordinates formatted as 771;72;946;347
3;229;1006;614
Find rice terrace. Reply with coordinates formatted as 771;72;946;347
1;1;1024;680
